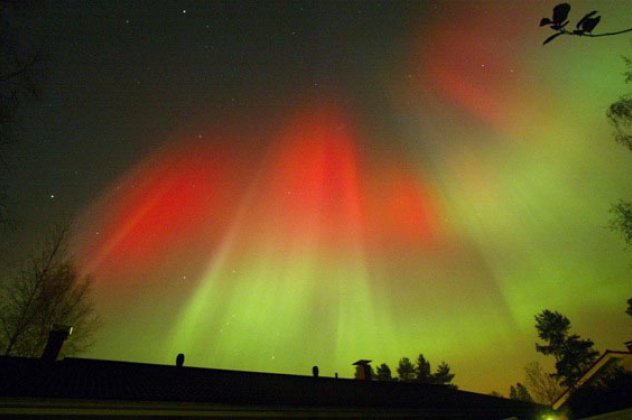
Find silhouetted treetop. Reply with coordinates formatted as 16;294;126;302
397;357;415;382
376;363;393;381
509;382;533;402
535;310;599;388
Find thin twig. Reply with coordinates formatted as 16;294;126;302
566;27;632;37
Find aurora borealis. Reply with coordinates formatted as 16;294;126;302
5;1;632;393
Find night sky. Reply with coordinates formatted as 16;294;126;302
4;1;632;394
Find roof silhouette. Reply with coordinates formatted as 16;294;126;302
0;356;543;418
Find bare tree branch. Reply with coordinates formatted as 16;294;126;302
1;226;100;357
524;361;563;405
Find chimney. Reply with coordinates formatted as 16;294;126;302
625;340;632;353
41;325;73;362
353;359;373;381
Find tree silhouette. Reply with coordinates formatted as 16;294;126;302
415;353;433;383
509;382;533;402
523;361;563;405
540;3;632;45
610;201;632;249
535;310;599;388
607;57;632;152
376;363;393;381
0;226;100;357
380;354;456;387
397;357;416;382
433;361;456;387
607;58;632;255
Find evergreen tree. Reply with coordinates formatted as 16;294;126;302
535;310;599;388
433;361;456;387
397;357;415;382
415;353;433;383
376;363;393;381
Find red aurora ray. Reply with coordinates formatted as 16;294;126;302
75;105;443;283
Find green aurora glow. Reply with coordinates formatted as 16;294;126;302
66;1;632;393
